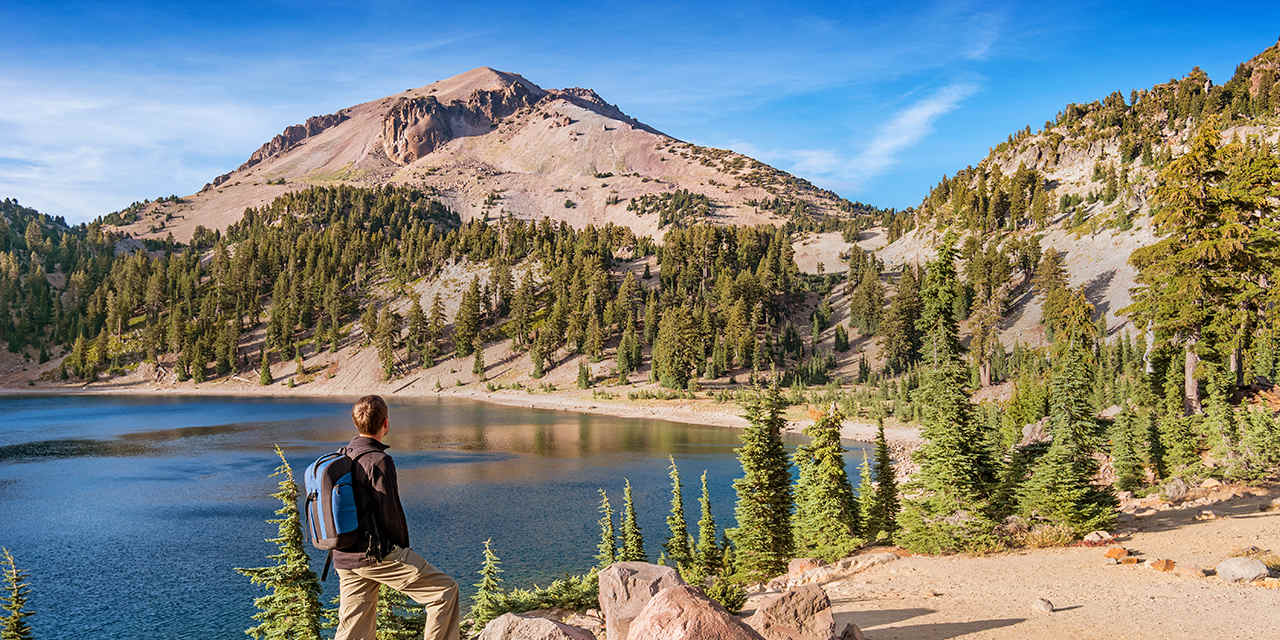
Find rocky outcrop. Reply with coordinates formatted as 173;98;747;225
764;552;898;591
381;81;543;164
626;585;763;640
1215;557;1269;583
477;612;596;640
238;112;349;171
598;562;684;640
743;585;862;640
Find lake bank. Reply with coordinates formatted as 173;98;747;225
0;365;925;449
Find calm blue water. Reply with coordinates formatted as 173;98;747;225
0;394;870;639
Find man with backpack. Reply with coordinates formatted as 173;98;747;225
332;395;461;640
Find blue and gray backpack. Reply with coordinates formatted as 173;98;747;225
304;448;376;579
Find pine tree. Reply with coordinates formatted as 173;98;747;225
791;404;860;562
258;348;272;385
898;239;998;554
1;548;33;640
729;386;793;582
864;419;899;541
595;490;617;569
454;278;481;357
880;265;921;374
1126;121;1280;414
468;539;505;632
833;324;849;352
425;294;445;366
472;337;486;380
235;446;323;640
856;455;877;540
577;360;591;389
693;471;722;578
1017;334;1116;536
406;295;426;368
663;456;693;570
1111;409;1143;492
620;479;645;562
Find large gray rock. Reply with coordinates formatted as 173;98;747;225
744;585;861;640
1215;557;1269;583
477;612;596;640
625;584;764;640
599;562;684;640
1161;477;1189;502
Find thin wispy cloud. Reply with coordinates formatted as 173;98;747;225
724;82;980;198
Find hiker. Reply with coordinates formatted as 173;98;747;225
335;395;460;640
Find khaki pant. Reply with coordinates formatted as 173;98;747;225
336;547;461;640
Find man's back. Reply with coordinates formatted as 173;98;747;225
332;434;410;570
335;395;460;640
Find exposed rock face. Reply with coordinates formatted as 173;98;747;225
1215;557;1269;583
1162;477;1189;502
626;584;764;640
477;612;596;640
381;81;543;164
765;552;898;591
743;585;860;640
239;112;349;171
598;562;684;640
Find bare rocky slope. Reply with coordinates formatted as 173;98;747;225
799;37;1280;351
112;67;863;243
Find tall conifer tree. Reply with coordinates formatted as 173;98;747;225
663;456;693;570
792;404;859;561
729;386;793;581
235;446;323;640
1;548;33;640
620;479;646;562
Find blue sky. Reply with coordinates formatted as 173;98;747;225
1;1;1278;223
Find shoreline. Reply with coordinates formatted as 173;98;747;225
0;379;923;448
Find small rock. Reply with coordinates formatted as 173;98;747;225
1258;577;1280;590
1148;559;1176;572
1033;598;1054;613
1120;557;1140;565
1103;546;1130;560
1215;557;1269;583
1199;477;1222;488
1264;498;1280;512
1195;510;1217;521
1115;490;1133;501
1083;530;1114;545
1162;477;1189;502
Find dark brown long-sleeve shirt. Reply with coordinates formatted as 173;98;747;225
332;435;410;570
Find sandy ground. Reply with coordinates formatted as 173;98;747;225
825;485;1280;639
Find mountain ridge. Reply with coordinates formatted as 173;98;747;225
116;67;868;243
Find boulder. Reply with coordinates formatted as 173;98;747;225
744;585;857;640
1033;598;1054;613
522;608;604;639
1019;418;1050;446
599;562;684;640
477;613;596;640
1195;510;1217;521
625;585;764;640
1162;477;1189;502
1215;557;1269;583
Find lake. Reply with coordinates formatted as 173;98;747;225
0;394;871;639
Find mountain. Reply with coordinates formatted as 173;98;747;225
869;37;1280;347
111;67;871;242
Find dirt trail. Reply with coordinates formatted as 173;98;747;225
826;485;1280;639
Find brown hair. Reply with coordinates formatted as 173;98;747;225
352;395;388;435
